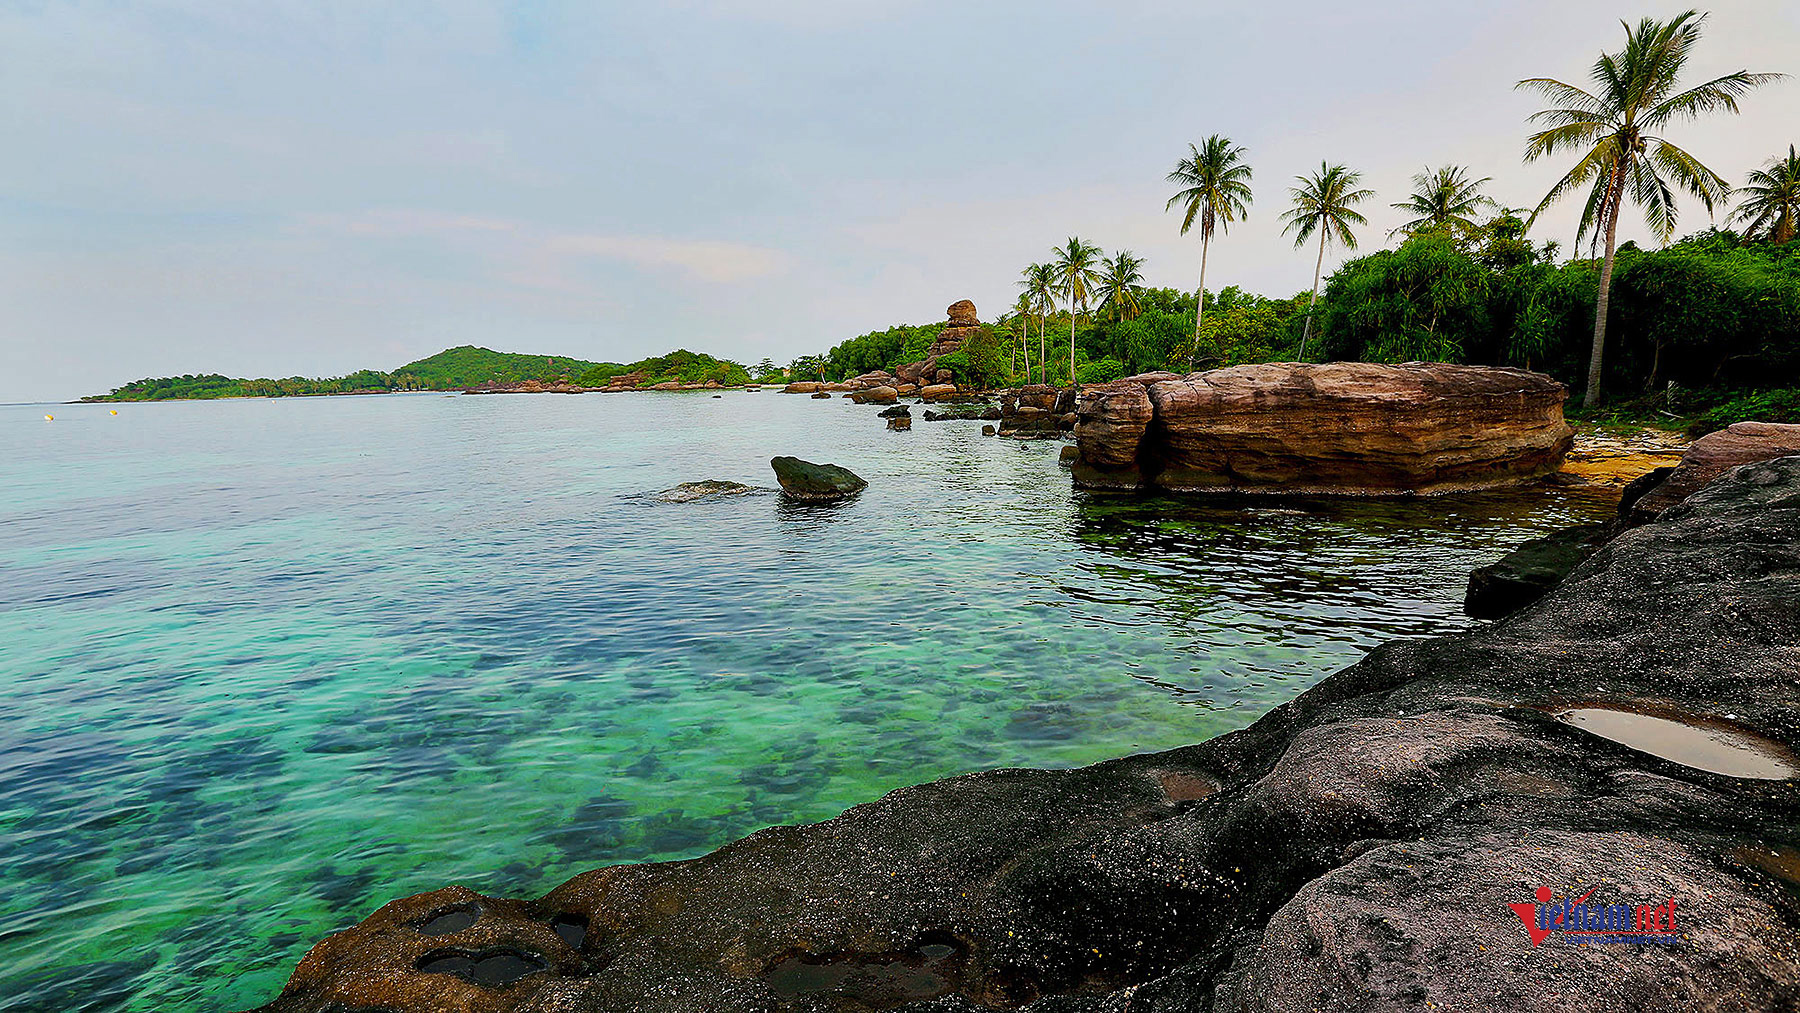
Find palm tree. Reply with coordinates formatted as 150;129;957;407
1097;250;1146;322
1734;145;1800;244
1053;238;1103;385
1390;165;1496;240
1022;262;1059;384
1166;136;1253;368
1011;292;1034;378
1518;11;1782;406
1280;162;1373;361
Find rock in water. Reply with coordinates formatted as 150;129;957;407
1072;362;1573;495
1463;523;1608;618
1624;421;1800;524
650;480;770;503
876;404;910;419
246;456;1800;1013
769;456;866;501
886;415;911;432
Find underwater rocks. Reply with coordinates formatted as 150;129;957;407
1072;362;1574;495
648;481;772;503
770;457;867;502
248;458;1800;1013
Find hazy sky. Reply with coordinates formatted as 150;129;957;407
4;1;1795;402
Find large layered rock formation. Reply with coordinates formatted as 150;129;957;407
249;459;1800;1012
1072;362;1574;495
896;302;980;389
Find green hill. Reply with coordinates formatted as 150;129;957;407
79;346;752;402
393;346;597;388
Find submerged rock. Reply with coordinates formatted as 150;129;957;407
1072;362;1573;495
247;457;1800;1013
886;415;911;432
769;457;867;502
649;480;771;503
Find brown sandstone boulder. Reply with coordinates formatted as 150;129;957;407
918;383;958;402
1073;362;1573;495
782;382;823;394
651;381;682;391
947;299;977;326
859;385;898;405
1625;421;1800;523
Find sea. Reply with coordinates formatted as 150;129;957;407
0;391;1610;1011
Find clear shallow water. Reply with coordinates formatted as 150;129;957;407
0;392;1610;1011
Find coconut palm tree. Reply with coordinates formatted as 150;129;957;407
1734;145;1800;244
1011;292;1034;378
1390;165;1497;240
1097;250;1146;322
1022;262;1059;384
1281;162;1373;361
1518;11;1782;406
1053;238;1103;385
1166;135;1253;368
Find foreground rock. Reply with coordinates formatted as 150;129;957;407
769;457;867;502
1073;362;1574;495
1624;421;1800;524
249;459;1800;1013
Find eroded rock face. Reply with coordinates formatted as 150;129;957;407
1626;421;1800;524
248;459;1800;1013
1072;362;1574;495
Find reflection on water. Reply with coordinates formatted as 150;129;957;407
0;393;1609;1011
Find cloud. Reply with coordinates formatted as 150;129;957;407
300;210;791;284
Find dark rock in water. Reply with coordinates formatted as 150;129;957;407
650;480;770;503
246;458;1800;1013
1463;523;1608;619
886;415;911;432
1058;445;1078;467
769;456;867;502
921;404;1001;422
982;425;996;437
810;391;832;399
877;405;911;419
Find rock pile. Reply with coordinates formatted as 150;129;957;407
896;301;980;389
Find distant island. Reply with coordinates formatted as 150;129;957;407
78;346;770;402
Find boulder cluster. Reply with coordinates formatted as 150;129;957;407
783;301;984;402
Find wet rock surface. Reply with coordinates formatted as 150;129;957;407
249;458;1800;1013
1072;362;1574;495
648;480;773;504
1463;522;1609;619
770;457;868;502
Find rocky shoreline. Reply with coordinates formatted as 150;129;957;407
248;456;1800;1012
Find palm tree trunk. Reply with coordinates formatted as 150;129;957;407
1038;312;1046;385
1299;230;1326;361
1189;234;1210;372
1069;292;1077;386
1584;167;1625;407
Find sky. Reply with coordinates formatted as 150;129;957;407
3;1;1796;403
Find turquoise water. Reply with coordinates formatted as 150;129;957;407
0;392;1609;1011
